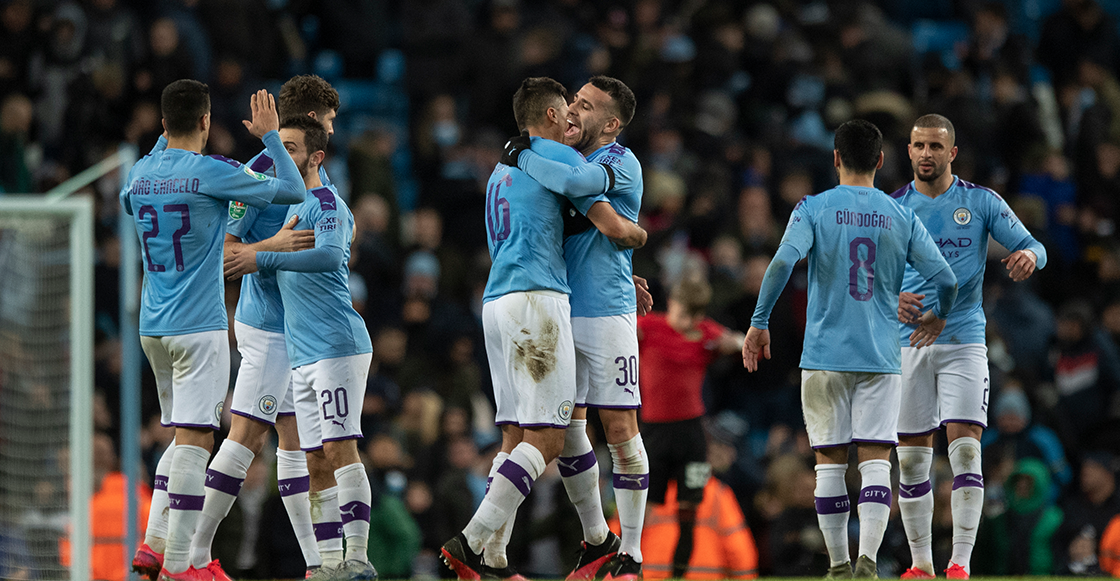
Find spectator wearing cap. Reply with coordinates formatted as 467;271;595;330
1054;451;1120;574
981;386;1072;498
1048;300;1120;448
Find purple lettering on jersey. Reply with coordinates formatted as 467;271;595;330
608;142;627;156
836;209;892;230
599;155;622;167
311;188;336;211
937;237;973;248
208;154;241;168
250;153;274;173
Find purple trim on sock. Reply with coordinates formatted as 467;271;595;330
205;469;245;496
167;493;205;511
486;476;492;493
940;419;987;429
952;473;984;490
250;153;274;173
278;476;310;496
859;485;892;506
613;472;650;490
340;500;371;524
322;435;362;444
897;428;940;437
899;480;932;499
231;409;275;425
313;522;344;541
557;451;598;477
497;459;535;497
153;476;168;491
852;438;898;445
815;495;851;515
277;412;296;417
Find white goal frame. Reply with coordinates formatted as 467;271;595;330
0;196;94;581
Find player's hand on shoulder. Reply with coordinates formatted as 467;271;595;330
742;326;771;372
898;292;925;323
634;275;653;316
242;89;280;139
224;245;259;279
264;215;315;252
909;309;947;349
500;131;531;168
1002;249;1037;282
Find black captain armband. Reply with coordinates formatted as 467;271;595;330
562;199;595;238
602;164;616;191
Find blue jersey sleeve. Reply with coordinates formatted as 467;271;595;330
256;190;345;272
751;243;800;329
517;148;611;202
202;131;305;207
257;245;343;272
119;166;137;216
985;192;1048;270
906;212;958;317
777;197;815;260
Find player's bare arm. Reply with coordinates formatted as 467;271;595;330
742;326;770;373
908;309;948;348
586;201;646;248
1002;249;1037;282
634;274;653;315
899;292;925;324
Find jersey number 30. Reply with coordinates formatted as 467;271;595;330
848;237;876;301
140;204;192;272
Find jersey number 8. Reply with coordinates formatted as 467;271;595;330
848;237;876;301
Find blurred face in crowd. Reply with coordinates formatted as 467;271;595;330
566;83;617;154
909;126;957;183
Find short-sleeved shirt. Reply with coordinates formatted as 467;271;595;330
273;185;372;367
120;141;292;336
482;137;605;302
637;313;726;423
769;185;951;374
893;176;1047;345
564;142;643;318
227;150;333;334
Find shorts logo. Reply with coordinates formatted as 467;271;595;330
558;400;573;422
229;201;247;220
953;207;971;225
259;395;277;415
215;401;224;423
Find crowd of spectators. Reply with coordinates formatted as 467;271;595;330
8;0;1120;577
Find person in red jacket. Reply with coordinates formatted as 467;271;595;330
637;276;744;578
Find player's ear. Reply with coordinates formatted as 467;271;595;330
876;151;884;170
605;117;621;134
312;150;325;168
307;110;318;121
199;112;210;133
949;145;958;163
833;150;841;170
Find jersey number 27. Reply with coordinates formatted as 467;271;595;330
140;204;192;272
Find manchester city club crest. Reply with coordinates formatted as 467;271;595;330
259;395;278;415
558;400;573;422
215;401;224;423
953;207;972;225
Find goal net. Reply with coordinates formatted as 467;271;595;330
0;197;94;581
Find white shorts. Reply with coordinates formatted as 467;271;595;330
801;369;901;448
572;314;641;409
230;322;296;425
292;353;372;450
141;330;230;430
898;344;990;436
485;291;577;429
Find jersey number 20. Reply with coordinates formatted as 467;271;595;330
139;204;192;272
848;237;875;301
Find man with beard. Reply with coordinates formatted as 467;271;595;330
892;114;1047;580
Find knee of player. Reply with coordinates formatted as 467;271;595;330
323;439;361;469
601;412;640;444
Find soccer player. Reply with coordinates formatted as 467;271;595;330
892;114;1047;580
120;80;305;581
439;77;646;580
224;115;376;581
500;75;649;581
182;75;341;581
743;120;959;579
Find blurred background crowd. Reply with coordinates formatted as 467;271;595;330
7;0;1120;578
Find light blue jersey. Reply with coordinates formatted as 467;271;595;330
257;185;371;367
120;131;304;336
564;142;642;318
227;150;333;334
892;176;1048;345
752;186;956;374
482;137;610;302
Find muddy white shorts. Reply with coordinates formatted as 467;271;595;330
230;322;296;425
801;369;901;449
572;313;641;409
141;330;230;430
485;290;577;429
292;352;372;450
898;344;990;436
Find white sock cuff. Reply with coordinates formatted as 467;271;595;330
317;485;339;502
218;439;256;473
608;434;647;472
276;448;307;470
897;446;934;484
815;463;848;497
562;420;594;457
156;440;177;474
948;437;982;470
490;452;509;476
858;459;892;476
511;442;547;479
333;462;366;485
173;444;211;467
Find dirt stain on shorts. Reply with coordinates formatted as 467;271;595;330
513;315;559;383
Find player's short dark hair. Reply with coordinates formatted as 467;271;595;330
834;119;883;175
512;77;567;131
281;114;328;157
278;74;340;120
670;277;712;315
913;113;956;146
161;79;210;136
589;75;636;127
